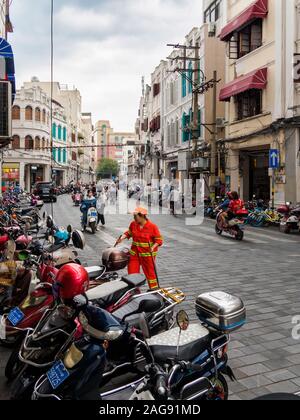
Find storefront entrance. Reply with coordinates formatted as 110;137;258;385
2;163;20;192
241;149;270;201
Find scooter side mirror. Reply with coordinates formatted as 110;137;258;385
176;310;190;331
67;225;73;234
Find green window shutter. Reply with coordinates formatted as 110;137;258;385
63;127;67;141
58;148;61;163
182;74;187;98
52;123;56;139
188;62;193;94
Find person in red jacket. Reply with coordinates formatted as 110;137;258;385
116;207;163;290
225;191;244;227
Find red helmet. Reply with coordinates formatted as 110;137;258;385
55;264;89;300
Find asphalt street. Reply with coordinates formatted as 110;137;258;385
1;194;300;400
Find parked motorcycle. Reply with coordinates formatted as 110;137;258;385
215;209;248;241
101;291;246;401
9;284;184;400
278;203;300;234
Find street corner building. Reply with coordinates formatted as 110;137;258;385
218;0;300;205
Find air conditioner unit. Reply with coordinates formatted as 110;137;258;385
216;117;226;128
208;23;216;37
0;81;12;140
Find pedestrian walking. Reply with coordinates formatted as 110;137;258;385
96;191;107;230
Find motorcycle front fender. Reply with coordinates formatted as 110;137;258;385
220;364;236;382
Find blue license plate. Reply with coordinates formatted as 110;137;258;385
7;307;25;326
90;212;97;217
47;361;70;390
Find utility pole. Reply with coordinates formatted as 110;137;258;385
210;70;217;198
192;42;200;160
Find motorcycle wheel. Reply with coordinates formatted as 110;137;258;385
207;373;229;401
91;222;97;234
10;369;37;400
235;230;244;241
5;346;24;382
215;224;223;236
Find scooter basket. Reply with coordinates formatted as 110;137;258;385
195;291;246;333
102;246;130;271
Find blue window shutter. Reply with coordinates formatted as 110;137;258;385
58;126;62;140
58;148;61;162
63;127;67;141
52;148;56;161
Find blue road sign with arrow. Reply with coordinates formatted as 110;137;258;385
269;149;279;169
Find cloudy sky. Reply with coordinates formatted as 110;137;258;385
10;0;203;131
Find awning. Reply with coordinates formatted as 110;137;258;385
220;0;268;41
219;67;268;102
0;37;16;99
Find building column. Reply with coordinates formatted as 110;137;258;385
228;147;239;193
19;162;25;190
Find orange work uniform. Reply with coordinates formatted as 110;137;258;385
124;220;163;290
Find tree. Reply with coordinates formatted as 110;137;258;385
96;158;119;180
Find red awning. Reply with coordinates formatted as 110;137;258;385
220;0;268;41
219;67;268;102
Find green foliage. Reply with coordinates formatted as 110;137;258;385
96;158;119;180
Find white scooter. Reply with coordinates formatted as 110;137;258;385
82;207;98;234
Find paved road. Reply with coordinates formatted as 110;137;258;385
1;195;300;400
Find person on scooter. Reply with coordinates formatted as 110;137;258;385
218;191;233;227
80;190;97;232
223;191;244;227
116;207;163;291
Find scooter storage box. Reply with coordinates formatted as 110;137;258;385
102;246;130;271
195;291;246;333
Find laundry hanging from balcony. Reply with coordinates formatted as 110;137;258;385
219;67;268;102
220;0;268;42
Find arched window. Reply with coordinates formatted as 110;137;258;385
58;125;62;140
175;118;179;145
63;149;67;163
35;108;41;122
58;147;62;162
52;148;56;162
47;113;50;125
42;109;46;123
42;138;45;150
35;136;41;150
188;62;193;94
63;127;67;141
12;106;20;120
25;106;33;121
25;135;34;150
11;135;20;149
52;123;56;139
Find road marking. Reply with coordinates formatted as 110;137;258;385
174;223;267;244
169;225;234;245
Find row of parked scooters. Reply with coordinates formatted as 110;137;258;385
0;197;249;400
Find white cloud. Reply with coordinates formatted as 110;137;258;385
10;0;203;131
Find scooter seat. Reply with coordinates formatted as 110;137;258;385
44;243;65;253
86;266;106;280
121;274;146;288
112;294;164;326
147;324;211;363
86;280;128;301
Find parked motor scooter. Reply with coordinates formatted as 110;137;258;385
278;202;300;234
101;291;246;402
